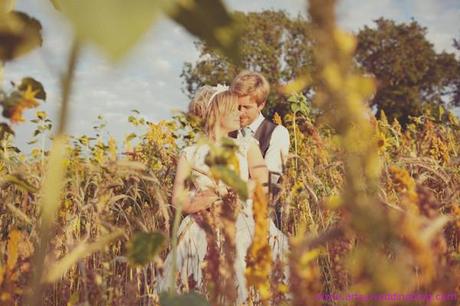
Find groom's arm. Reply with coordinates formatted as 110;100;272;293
247;141;269;195
264;125;290;178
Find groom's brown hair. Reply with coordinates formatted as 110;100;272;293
230;71;270;106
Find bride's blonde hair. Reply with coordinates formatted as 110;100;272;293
187;85;217;119
205;90;239;138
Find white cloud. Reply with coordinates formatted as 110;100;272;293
337;0;404;31
336;0;460;53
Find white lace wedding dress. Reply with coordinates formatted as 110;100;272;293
157;136;288;304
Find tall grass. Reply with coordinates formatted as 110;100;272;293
0;0;459;305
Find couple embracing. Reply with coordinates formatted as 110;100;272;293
158;71;291;304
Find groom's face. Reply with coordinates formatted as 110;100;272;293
237;96;264;127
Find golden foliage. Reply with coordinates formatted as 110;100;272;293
0;104;458;304
245;182;272;303
0;1;459;304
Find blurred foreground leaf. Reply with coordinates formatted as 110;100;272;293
50;0;241;63
168;0;241;64
6;229;20;270
37;135;68;228
210;165;248;200
279;74;313;96
0;0;16;13
159;291;210;306
45;229;123;283
55;0;169;61
127;231;166;266
244;182;272;301
48;0;61;10
0;11;42;61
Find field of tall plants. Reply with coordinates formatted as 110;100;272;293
1;91;459;305
1;0;459;305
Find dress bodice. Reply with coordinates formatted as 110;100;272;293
182;136;256;192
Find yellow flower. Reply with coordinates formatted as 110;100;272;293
31;148;41;159
21;85;40;107
277;283;289;294
36;111;46;120
389;166;418;205
92;141;106;164
273;112;282;125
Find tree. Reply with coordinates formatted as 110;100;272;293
453;38;460;106
181;10;315;118
355;18;459;125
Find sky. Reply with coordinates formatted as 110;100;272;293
3;0;460;152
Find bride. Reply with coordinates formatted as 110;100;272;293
158;88;288;303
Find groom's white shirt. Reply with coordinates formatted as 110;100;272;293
238;112;290;176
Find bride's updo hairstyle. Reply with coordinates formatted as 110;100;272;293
205;90;239;137
187;85;217;119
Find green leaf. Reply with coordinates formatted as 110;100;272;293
125;133;137;142
18;77;46;100
168;0;242;64
210;165;248;200
57;0;169;61
78;135;90;145
0;11;43;61
300;103;309;116
48;0;61;10
128;115;137;124
127;231;165;266
287;95;299;103
290;103;300;114
0;0;16;14
159;292;210;306
7;146;20;153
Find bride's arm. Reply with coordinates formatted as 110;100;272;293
172;154;220;214
247;141;269;194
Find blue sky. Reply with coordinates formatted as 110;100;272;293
3;0;460;151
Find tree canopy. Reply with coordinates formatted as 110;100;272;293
355;18;459;125
181;10;315;118
182;11;460;125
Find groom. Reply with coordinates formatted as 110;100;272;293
229;71;290;228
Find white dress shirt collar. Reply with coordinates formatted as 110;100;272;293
247;112;265;134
